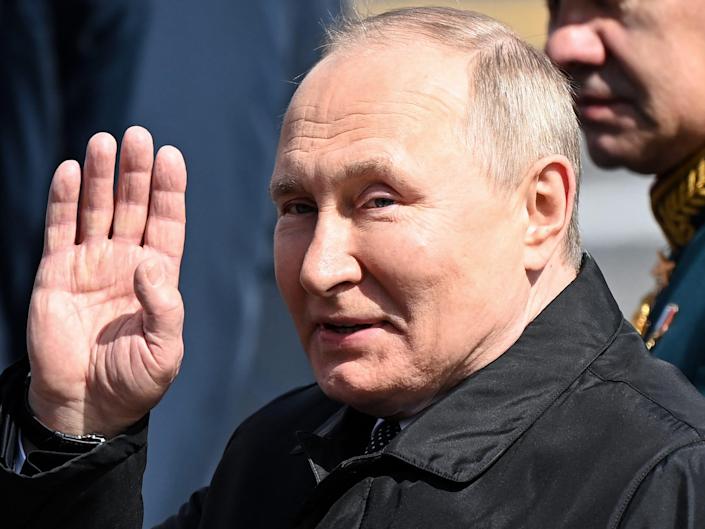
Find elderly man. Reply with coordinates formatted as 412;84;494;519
545;1;705;390
2;7;705;529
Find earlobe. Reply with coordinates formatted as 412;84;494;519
523;155;576;271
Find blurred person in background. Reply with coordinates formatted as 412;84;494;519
0;0;151;368
546;0;705;392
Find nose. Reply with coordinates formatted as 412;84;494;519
299;213;362;296
545;22;606;69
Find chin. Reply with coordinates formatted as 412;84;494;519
585;137;643;173
314;363;434;418
585;130;669;175
313;363;400;416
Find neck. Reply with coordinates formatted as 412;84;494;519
524;257;578;325
456;255;577;382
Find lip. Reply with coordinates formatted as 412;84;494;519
576;95;633;123
311;319;392;348
316;315;382;326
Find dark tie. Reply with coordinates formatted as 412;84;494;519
364;420;401;454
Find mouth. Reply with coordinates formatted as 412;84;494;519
577;93;627;106
312;316;394;341
320;322;376;334
575;95;634;124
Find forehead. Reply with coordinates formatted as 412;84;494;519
273;42;473;185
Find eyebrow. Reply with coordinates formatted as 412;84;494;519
269;174;300;200
344;158;395;181
269;157;398;201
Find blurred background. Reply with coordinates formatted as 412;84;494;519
0;0;664;526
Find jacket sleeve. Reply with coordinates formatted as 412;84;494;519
617;441;705;529
0;360;151;529
152;487;209;529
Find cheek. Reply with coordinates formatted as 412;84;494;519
397;222;524;344
360;225;448;307
361;226;472;343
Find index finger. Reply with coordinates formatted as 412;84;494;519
143;146;187;269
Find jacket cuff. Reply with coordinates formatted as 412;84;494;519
0;358;148;474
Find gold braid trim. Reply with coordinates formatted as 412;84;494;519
651;146;705;250
631;148;705;337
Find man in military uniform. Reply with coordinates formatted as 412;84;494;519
546;0;705;391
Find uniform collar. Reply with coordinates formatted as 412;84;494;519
300;255;624;484
651;146;705;253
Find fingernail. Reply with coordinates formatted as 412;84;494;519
146;261;163;286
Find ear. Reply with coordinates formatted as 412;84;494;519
521;155;576;272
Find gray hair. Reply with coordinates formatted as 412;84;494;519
322;7;582;268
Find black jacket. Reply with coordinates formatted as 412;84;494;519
3;256;705;528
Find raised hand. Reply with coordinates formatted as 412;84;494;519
26;127;187;437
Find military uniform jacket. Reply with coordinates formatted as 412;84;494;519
645;148;705;391
3;256;705;529
649;224;705;391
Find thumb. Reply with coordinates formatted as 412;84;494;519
134;258;184;344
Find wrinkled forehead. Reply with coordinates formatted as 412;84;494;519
277;41;474;156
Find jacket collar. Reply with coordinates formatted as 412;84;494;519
651;146;705;253
299;255;624;484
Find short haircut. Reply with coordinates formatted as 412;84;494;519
322;7;582;268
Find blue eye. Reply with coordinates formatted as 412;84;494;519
366;197;396;209
282;202;317;215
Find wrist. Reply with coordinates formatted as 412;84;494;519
20;375;105;453
27;376;122;438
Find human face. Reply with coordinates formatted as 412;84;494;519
271;42;532;418
545;0;705;174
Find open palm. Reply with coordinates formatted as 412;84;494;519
27;127;187;437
